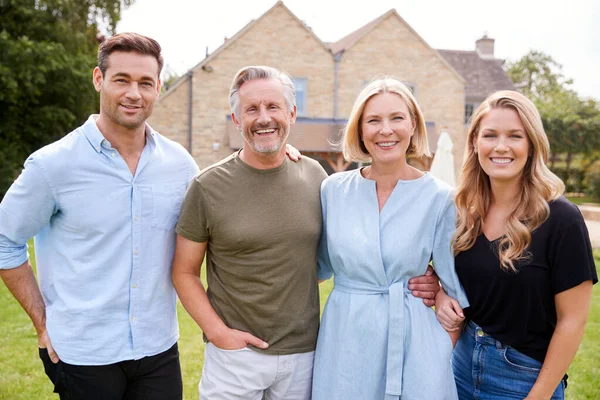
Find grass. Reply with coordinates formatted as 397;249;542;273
566;250;600;400
0;244;597;399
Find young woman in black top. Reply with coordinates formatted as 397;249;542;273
436;90;597;399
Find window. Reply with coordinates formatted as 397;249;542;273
465;103;476;124
293;78;307;116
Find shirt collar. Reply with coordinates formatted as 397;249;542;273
82;114;157;153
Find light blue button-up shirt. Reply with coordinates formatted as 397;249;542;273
0;115;198;365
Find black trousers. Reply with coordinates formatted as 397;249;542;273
39;343;182;400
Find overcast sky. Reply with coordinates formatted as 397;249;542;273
117;0;600;100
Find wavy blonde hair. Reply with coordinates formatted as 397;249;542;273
453;90;564;271
342;77;431;162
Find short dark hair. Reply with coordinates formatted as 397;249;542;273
97;32;164;77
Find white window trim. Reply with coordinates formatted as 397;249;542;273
293;78;308;117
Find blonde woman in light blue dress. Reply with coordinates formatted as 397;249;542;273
312;78;468;400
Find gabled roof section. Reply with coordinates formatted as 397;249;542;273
328;10;464;84
276;1;331;53
160;1;330;100
438;49;515;99
327;10;393;55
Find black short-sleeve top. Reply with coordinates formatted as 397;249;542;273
455;196;598;362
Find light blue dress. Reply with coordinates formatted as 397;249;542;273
312;170;469;400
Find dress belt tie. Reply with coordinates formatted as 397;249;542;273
333;276;410;397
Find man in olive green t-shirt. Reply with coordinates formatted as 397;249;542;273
172;66;325;399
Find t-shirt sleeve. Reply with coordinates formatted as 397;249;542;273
433;192;470;309
176;178;210;243
550;211;598;294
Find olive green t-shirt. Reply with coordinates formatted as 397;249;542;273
176;152;327;355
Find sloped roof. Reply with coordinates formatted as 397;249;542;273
328;10;391;55
327;9;464;84
160;1;330;100
437;50;515;100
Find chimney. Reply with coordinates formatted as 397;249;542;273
475;34;495;59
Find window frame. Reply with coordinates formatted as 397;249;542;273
293;77;308;117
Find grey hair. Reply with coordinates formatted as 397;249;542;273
229;66;296;116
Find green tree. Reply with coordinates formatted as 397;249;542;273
161;67;181;93
0;0;133;199
506;50;573;101
507;51;600;171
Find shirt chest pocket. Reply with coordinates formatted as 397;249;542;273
55;189;126;233
152;184;186;231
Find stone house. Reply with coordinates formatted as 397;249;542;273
149;1;514;174
438;36;516;126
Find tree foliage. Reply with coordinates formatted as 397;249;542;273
506;50;600;171
507;50;573;101
0;0;133;199
161;68;181;93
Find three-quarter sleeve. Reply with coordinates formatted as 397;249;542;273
432;192;469;308
317;179;333;281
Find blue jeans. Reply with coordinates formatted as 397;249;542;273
452;321;565;400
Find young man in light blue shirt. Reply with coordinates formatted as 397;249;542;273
0;33;198;399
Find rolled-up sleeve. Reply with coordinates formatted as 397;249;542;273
0;157;57;269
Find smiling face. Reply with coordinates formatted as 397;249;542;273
360;92;415;165
231;78;296;156
475;107;530;185
93;51;161;131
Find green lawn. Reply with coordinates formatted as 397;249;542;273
0;244;597;399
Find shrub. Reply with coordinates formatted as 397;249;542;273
551;166;587;193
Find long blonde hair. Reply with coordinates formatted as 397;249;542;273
453;91;564;271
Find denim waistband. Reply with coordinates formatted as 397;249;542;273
466;321;567;385
465;320;506;349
